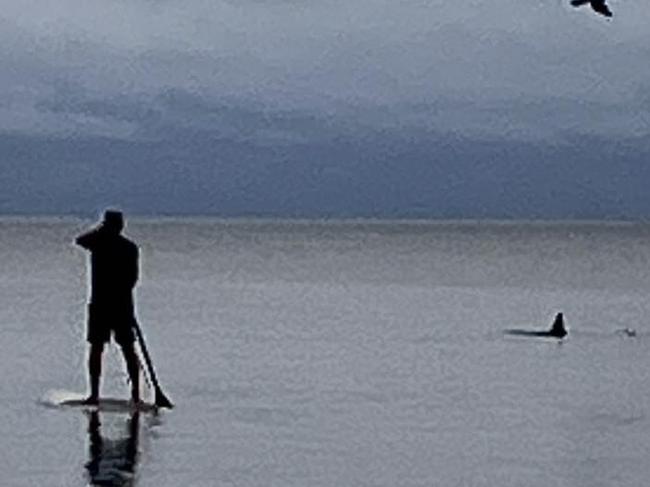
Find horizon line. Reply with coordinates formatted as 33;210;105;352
1;213;649;226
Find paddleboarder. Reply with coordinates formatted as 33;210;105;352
76;210;141;406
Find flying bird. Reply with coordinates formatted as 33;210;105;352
570;0;613;17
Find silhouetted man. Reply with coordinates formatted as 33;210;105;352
76;210;140;405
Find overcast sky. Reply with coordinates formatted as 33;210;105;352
1;0;650;218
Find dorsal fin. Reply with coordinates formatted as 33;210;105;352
550;312;566;337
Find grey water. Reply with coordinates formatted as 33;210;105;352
3;218;650;486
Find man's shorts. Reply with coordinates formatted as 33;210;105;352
87;302;136;346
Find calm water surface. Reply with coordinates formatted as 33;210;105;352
2;218;650;486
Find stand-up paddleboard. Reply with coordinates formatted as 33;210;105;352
39;390;158;413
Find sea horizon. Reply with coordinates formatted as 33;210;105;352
1;213;649;227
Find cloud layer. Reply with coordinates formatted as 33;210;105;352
1;0;650;216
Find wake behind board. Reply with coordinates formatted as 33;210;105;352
40;390;158;413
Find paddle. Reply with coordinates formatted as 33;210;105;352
133;320;174;409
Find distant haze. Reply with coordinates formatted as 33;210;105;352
2;0;650;218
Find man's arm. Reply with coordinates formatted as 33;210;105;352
75;226;103;250
125;244;139;289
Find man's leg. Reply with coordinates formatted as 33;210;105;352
85;342;104;404
120;343;140;403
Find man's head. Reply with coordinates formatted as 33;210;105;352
101;210;124;235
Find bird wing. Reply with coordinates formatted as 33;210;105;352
570;0;590;6
591;0;613;16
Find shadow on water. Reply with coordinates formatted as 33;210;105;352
504;312;567;339
85;410;140;487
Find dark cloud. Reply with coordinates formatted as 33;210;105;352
2;124;649;218
2;0;650;216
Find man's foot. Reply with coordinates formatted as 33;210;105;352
81;396;99;406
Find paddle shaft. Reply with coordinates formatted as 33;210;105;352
132;321;161;387
132;320;173;408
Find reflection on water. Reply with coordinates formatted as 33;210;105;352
85;411;140;487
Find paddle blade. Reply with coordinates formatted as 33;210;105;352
154;387;174;409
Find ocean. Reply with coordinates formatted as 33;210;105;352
2;218;650;486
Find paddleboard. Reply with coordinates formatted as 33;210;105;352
40;390;158;413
